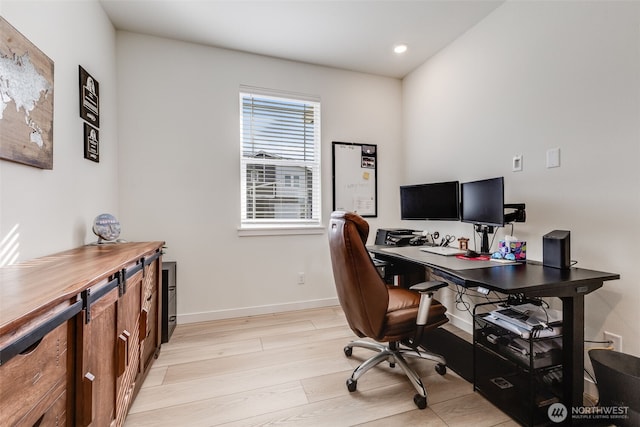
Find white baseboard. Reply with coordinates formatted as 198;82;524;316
178;297;340;324
447;312;473;335
584;376;598;403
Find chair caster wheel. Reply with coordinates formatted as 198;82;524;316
435;363;447;375
344;346;353;357
413;394;427;409
346;378;357;392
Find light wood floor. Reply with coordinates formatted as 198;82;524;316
125;306;518;427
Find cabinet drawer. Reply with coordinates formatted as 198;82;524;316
0;321;68;426
16;382;67;427
37;387;67;427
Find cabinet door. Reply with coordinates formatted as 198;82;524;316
114;268;143;426
76;285;119;427
76;253;162;427
140;257;161;372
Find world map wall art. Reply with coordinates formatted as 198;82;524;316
0;17;54;169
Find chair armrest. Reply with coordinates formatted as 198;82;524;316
410;281;448;346
410;281;447;294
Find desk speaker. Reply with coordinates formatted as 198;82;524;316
543;230;571;269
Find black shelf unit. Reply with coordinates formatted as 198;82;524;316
473;302;564;426
161;261;177;343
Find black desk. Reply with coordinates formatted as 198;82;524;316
369;245;620;416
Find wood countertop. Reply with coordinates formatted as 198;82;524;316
0;241;164;337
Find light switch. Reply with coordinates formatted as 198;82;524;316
546;148;560;168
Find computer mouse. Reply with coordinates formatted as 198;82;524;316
465;249;480;258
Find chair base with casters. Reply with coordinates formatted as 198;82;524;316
341;280;448;409
343;338;447;409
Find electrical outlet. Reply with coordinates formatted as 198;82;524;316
512;155;523;172
297;272;305;285
603;331;622;352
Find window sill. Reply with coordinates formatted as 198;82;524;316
237;225;325;237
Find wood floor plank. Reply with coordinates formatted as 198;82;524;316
301;360;473;407
171;307;343;340
354;409;448;427
217;383;419;427
126;306;513;427
429;392;512;427
139;365;167;389
162;336;352;384
153;338;263;367
126;381;309;427
170;319;317;345
129;352;352;414
260;324;354;350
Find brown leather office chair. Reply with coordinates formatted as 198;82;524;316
328;211;449;409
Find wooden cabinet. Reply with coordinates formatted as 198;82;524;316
0;242;164;427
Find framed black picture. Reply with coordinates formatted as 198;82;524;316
83;123;99;163
79;65;99;128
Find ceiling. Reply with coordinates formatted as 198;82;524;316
99;0;504;79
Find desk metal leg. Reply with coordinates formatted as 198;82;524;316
562;295;584;416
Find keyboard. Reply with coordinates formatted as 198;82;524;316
419;246;466;256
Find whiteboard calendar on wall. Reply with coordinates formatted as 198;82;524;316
332;141;377;217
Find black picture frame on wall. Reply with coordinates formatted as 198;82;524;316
83;123;99;163
79;65;99;128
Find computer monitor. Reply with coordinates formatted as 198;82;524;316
400;181;460;221
460;176;504;253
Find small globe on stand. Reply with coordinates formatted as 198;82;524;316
92;213;121;244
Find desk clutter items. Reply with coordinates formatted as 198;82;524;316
375;228;441;247
92;213;122;244
491;235;526;261
484;303;562;339
458;237;469;250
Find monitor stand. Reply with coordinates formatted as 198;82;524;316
476;225;495;254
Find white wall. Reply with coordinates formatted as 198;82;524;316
115;32;403;322
403;1;640;355
0;0;119;262
4;0;637;358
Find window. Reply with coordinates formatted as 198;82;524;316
240;88;321;230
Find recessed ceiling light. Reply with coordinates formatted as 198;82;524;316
393;44;408;54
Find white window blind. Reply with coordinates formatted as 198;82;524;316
240;88;321;229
